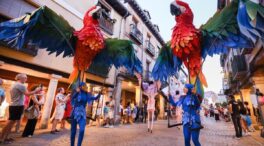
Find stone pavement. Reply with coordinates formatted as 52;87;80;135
2;117;264;146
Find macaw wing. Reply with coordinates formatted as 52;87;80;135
89;38;143;76
237;0;264;43
0;6;75;57
151;42;182;82
201;0;254;58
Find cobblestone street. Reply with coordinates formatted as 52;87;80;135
4;117;264;146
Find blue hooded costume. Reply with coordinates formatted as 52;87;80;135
70;82;101;146
167;84;202;146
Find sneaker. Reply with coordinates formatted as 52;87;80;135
235;137;241;140
104;124;109;128
28;135;32;138
109;125;114;128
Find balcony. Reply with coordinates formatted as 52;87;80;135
98;10;114;35
129;24;143;44
231;55;247;80
145;40;155;57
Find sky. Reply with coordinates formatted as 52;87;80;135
137;0;223;93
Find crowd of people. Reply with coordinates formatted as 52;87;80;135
0;73;263;145
0;73;162;144
204;95;257;139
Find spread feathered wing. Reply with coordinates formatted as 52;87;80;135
151;42;182;82
237;0;264;43
0;6;75;57
89;38;143;75
201;0;255;58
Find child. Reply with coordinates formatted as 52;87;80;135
104;102;110;128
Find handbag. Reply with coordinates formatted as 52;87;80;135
24;105;39;119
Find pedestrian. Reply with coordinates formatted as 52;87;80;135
119;100;124;124
125;102;132;124
61;92;72;129
223;107;230;122
228;95;242;139
103;101;110;127
0;78;5;106
209;104;214;117
108;96;115;128
142;100;148;123
161;84;202;146
244;101;255;132
140;79;160;133
70;82;101;146
214;105;220;121
22;85;44;137
50;87;70;134
0;73;41;144
237;100;250;136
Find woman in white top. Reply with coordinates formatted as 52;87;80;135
51;87;70;134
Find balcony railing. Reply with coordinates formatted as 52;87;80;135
145;40;155;57
98;15;114;35
129;24;143;44
231;55;247;80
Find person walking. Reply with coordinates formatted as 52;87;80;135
70;82;101;146
22;85;44;137
237;100;250;136
103;102;110;128
108;96;115;128
228;95;242;139
0;74;40;144
142;101;148;123
244;101;254;132
51;87;70;134
140;80;160;133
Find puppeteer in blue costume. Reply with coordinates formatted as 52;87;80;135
70;82;101;146
161;84;202;146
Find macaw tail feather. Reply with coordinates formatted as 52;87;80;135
69;68;79;83
190;74;205;98
68;69;80;90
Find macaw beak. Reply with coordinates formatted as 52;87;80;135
170;1;182;16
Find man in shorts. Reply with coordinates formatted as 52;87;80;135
0;74;40;144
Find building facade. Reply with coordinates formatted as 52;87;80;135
0;0;166;125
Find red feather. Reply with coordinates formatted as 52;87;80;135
73;6;104;71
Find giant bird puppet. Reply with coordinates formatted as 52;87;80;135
0;2;142;86
152;0;264;98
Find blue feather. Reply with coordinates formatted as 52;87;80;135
0;6;75;57
237;0;264;43
152;43;182;82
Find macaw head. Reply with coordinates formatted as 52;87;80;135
170;0;193;23
88;6;101;20
170;0;190;16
